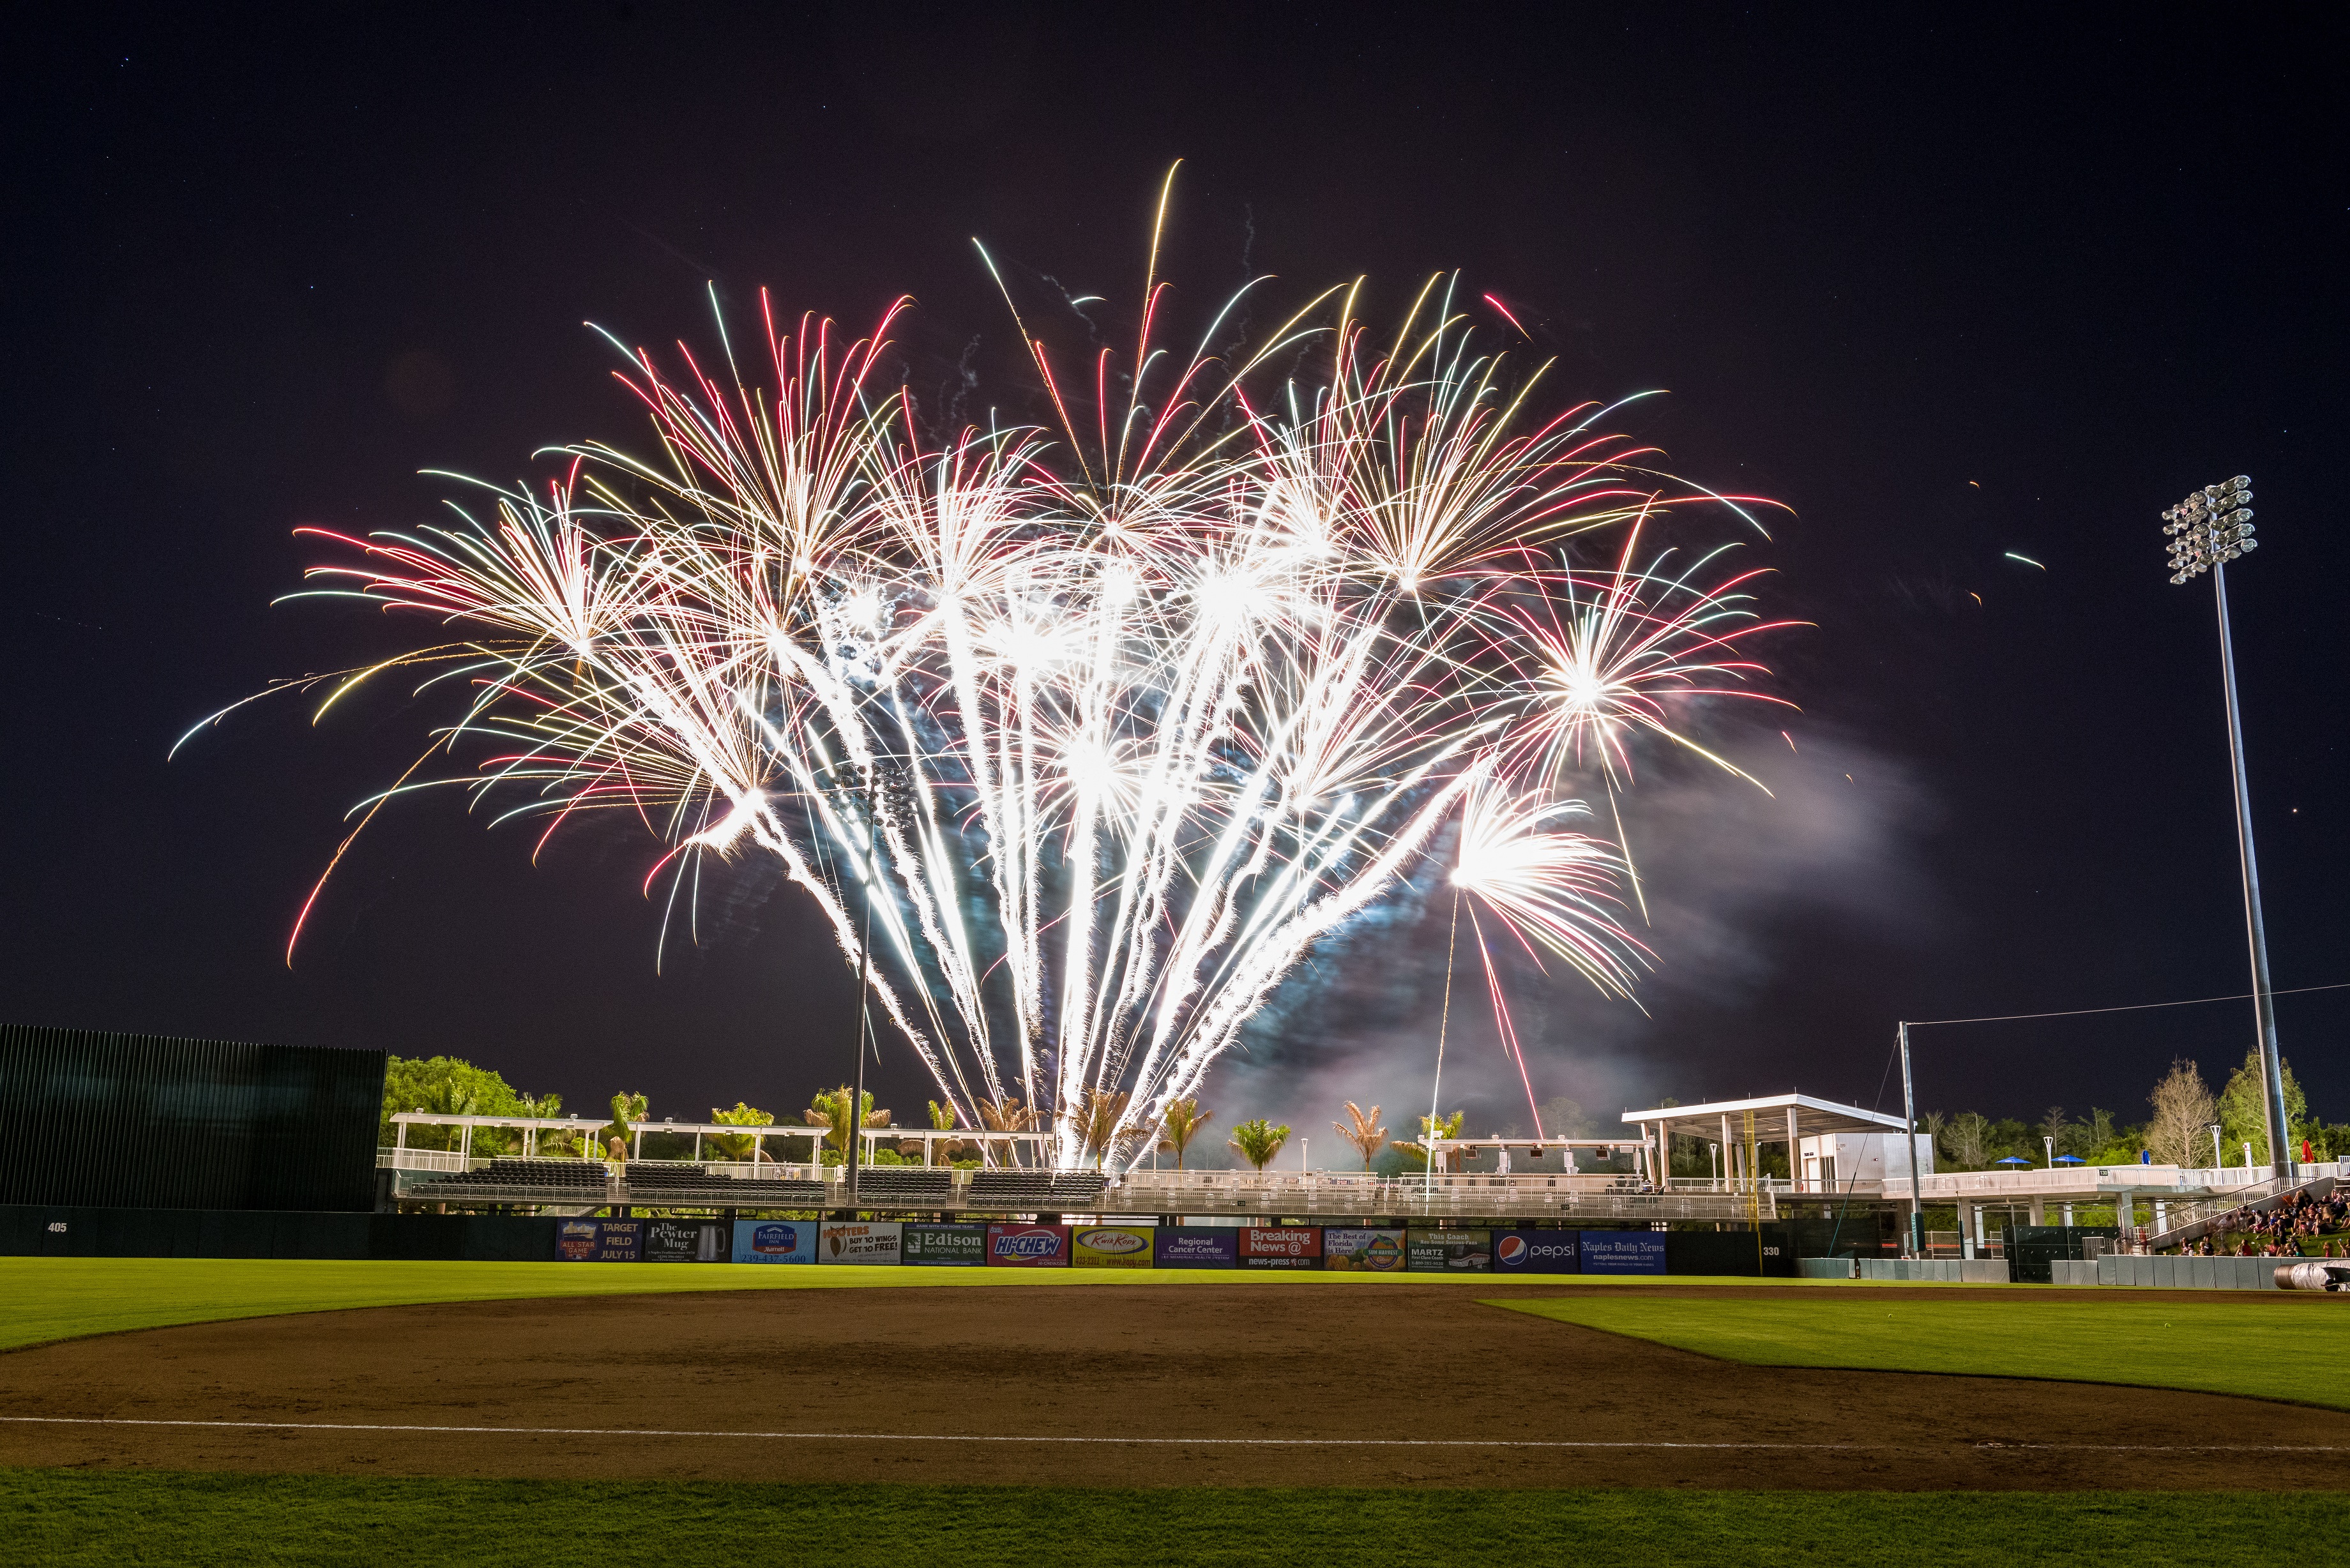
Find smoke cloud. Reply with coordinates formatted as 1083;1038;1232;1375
1208;719;1932;1161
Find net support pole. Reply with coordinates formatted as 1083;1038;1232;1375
1899;1021;1924;1258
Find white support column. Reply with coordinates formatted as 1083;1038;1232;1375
2028;1196;2046;1226
1786;1106;1802;1193
1721;1115;1734;1193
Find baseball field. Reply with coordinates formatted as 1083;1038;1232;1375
6;1259;2347;1564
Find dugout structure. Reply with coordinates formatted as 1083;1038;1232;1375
0;1024;384;1212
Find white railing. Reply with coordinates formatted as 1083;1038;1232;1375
377;1148;476;1172
1916;1165;2295;1200
1659;1176;1886;1198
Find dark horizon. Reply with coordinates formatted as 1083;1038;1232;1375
6;6;2346;1144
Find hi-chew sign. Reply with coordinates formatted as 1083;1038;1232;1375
986;1222;1071;1267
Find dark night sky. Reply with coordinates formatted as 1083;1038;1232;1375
6;6;2346;1144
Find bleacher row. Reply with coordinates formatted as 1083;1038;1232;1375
402;1159;1108;1212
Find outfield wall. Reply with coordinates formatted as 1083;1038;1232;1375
1;1205;554;1260
4;1207;1803;1274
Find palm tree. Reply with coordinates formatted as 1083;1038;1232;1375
1389;1110;1464;1170
978;1095;1036;1167
1079;1087;1132;1170
925;1099;965;1165
1156;1099;1213;1170
1229;1118;1292;1172
807;1086;891;1161
601;1091;648;1165
1334;1103;1386;1170
707;1102;775;1166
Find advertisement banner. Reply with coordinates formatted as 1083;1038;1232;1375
591;1219;643;1262
1406;1228;1491;1272
901;1223;989;1267
556;1217;599;1262
1072;1225;1155;1269
1323;1227;1407;1272
731;1219;817;1264
986;1221;1071;1267
1152;1228;1239;1268
1580;1230;1668;1274
642;1218;727;1263
1492;1228;1580;1274
1239;1226;1323;1268
819;1221;904;1264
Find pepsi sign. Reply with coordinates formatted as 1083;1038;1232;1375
1490;1228;1579;1274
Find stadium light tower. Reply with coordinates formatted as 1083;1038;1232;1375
2161;475;2293;1183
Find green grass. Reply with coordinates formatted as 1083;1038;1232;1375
7;1471;2342;1566
1494;1293;2350;1409
0;1256;1587;1352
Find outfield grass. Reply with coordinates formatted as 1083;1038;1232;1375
0;1256;1605;1352
8;1470;2344;1567
1496;1293;2350;1410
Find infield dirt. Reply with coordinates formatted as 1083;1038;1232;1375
3;1283;2344;1491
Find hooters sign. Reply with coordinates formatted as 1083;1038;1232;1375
985;1222;1071;1267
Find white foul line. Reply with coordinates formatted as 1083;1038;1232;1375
0;1417;2343;1454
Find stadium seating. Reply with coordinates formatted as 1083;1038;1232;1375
846;1166;955;1202
484;1159;605;1187
408;1158;605;1193
965;1169;1109;1209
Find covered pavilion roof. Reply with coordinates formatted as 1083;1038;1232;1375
1621;1092;1907;1141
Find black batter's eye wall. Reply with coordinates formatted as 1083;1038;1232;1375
0;1024;384;1212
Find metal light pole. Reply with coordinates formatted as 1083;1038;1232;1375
2162;476;2293;1182
1897;1022;1923;1258
840;758;899;1217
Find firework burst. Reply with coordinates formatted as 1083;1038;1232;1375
193;190;1791;1170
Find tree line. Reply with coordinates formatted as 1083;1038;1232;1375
1928;1050;2342;1171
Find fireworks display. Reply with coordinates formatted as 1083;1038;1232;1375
212;196;1791;1170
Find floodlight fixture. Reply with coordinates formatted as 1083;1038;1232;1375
2158;473;2291;1183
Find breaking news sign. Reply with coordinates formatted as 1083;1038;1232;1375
1406;1228;1491;1272
986;1221;1071;1267
1490;1228;1579;1274
1072;1225;1155;1268
820;1221;904;1263
731;1219;817;1264
1239;1226;1322;1268
1322;1227;1407;1272
1152;1228;1238;1268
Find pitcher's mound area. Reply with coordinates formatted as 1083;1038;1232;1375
3;1284;2342;1490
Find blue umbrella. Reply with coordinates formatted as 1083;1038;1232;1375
1994;1155;2032;1166
2053;1154;2086;1165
